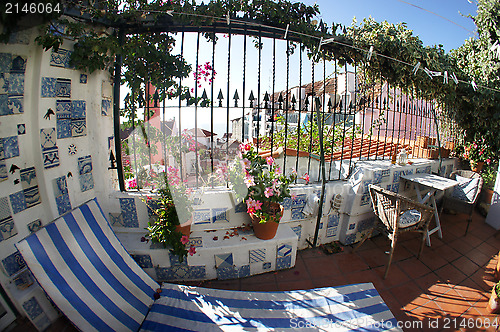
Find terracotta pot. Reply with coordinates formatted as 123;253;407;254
175;218;192;237
470;160;484;173
488;286;500;314
496;251;500;281
482;188;494;205
250;202;284;240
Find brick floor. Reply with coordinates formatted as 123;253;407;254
10;209;500;332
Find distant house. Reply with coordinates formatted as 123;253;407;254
187;128;217;148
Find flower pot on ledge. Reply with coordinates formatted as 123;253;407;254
175;218;192;237
470;160;484;173
250;202;284;240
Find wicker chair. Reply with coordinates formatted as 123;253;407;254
441;170;483;235
354;185;435;279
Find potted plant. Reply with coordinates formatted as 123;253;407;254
143;166;196;263
235;143;297;240
488;280;500;314
460;139;494;173
481;162;498;204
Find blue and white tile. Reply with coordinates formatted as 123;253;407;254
381;169;391;182
348;223;356;231
282;197;292;210
20;167;37;190
357;217;375;232
2;136;19;159
277;243;292;258
101;99;111;116
155;266;206;281
77;155;92;175
263;262;271;270
55;78;71;98
71;118;87;137
50;49;73;68
0;95;10;116
41;77;57;98
215;253;233;268
326;226;337;238
392;170;401;183
187;237;203;248
68;144;77;155
79;172;94;192
108;213;124;227
193;209;211;224
27;219;42;233
22;297;43;320
10;56;26;74
291;207;304;220
169;253;188;266
42;146;60;169
292;194;307;208
52;176;68;197
23;186;41;208
373;170;383;184
0;216;17;241
8;95;23;114
1;251;26;276
276;256;292;270
216;266;238;280
130;254;153;268
238;265;250;278
55;193;72;215
8;73;24;95
33;313;51;331
360;192;371;206
0;197;12;220
17;123;25;135
0;162;6;183
40;128;57;150
9;191;26;214
249;248;266;263
56;119;72;139
80;74;87;84
234;201;246;213
55;100;72;119
0;73;8;94
0;53;12;72
119;198;138;227
212;208;228;223
14;270;34;290
72;100;86;118
327;214;340;228
291;225;302;240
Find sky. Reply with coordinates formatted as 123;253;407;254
124;0;480;136
298;0;478;52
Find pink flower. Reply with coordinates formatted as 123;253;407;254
188;246;196;256
264;187;274;198
266;156;274;165
239;143;252;152
274;167;282;175
247;206;256;214
244;175;255;187
180;235;189;245
254;200;263;210
241;158;251;169
486;158;491;164
146;196;152;201
291;192;297;200
302;173;310;184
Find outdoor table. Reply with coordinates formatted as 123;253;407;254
400;173;459;246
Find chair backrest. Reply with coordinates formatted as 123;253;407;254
450;170;484;204
16;198;160;332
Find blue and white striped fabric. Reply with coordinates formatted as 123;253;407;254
16;198;160;332
142;283;401;331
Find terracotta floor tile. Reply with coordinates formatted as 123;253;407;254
435;244;462;263
435;263;468;285
406;300;444;323
303;255;342;279
451;256;481;277
274;256;310;282
335;252;370;274
391;245;416;262
240;271;277;285
403;293;433;312
455;278;489;304
433;289;471;317
374;264;411;288
449;238;475;256
208;279;241;290
476;242;499;258
401;237;426;256
311;275;348;288
240;281;278;292
389;280;424;307
397;258;432;279
462;233;485;249
356;246;388;269
353;238;378;251
419;250;449;271
470;268;496;292
426;282;453;300
485;235;500;249
277;279;314;291
466;248;494;268
415;272;440;293
343;269;384;291
298;247;324;259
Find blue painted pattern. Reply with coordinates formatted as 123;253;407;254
193;209;211;224
22;297;43;320
0;197;11;220
217;266;239;280
238;265;250;278
20;166;37;190
57;119;72;139
131;254;153;268
72;100;86;118
119;198;138;227
79;172;94;192
56;100;72;119
10;56;26;73
282;197;292;210
212;208;228;222
41;77;56;97
42;146;60;169
249;248;266;263
27;219;42;233
40;128;57;149
0;216;17;242
2;136;20;159
53;176;68;197
108;213;124;227
291;207;304;220
291;225;302;240
23;186;41;208
50;48;73;68
55;194;72;215
263;262;271;270
276;256;292;270
55;78;71;98
292;194;307;208
71;118;87;137
215;253;233;269
78;155;93;175
17;123;25;135
9;191;26;214
277;243;292;258
1;250;26;276
102;99;111;116
8;73;24;95
80;74;87;84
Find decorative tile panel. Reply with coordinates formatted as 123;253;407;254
291;225;302;240
57;119;72;139
55;78;71;98
23;186;41;208
8;73;24;95
108;213;124;227
155;266;206;281
348;223;356;230
119;198;138;227
17;124;25;135
263;262;271;270
130;254;153;268
20;167;37;190
71;118;87;137
33;313;51;331
277;243;292;258
0;216;17;241
68;144;77;155
9;191;26;214
77;155;92;175
2;251;26;276
215;253;233;268
291;207;304;220
292;194;307;208
72;100;86;118
360;193;371;206
22;297;43;320
193;209;211;224
0;197;12;220
42;146;60;169
101;99;111;116
79;172;94;192
55;194;72;215
0;53;12;71
212;208;228;222
41;77;56;97
2;136;20;159
27;219;42;233
216;266;238;280
40;128;57;149
10;55;26;73
238;265;250;278
276;256;292;270
169;253;188;266
8;95;23;114
187;237;203;248
52;176;68;197
13;270;34;290
80;74;87;84
56;100;72;119
282;197;292;210
357;217;375;232
249;248;266;263
50;48;73;68
234;202;246;213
